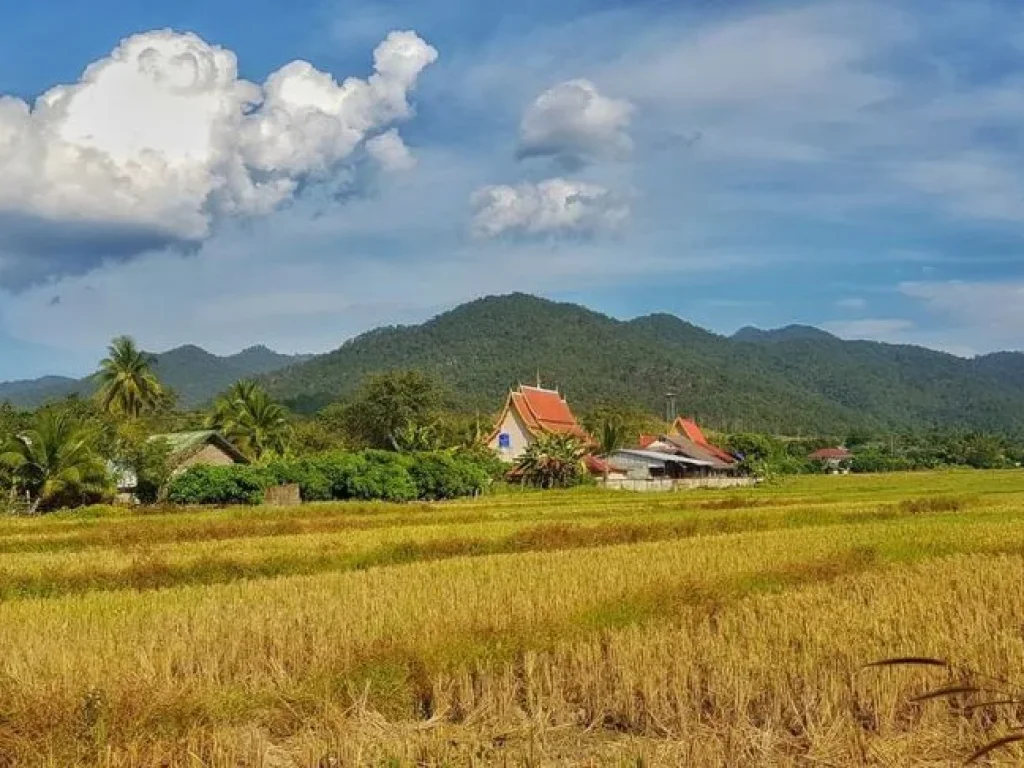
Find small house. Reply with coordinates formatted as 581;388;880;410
488;384;591;462
154;431;250;473
607;448;717;480
633;417;738;475
809;447;853;473
114;430;249;498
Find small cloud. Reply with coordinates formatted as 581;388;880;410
901;280;1024;341
517;79;633;169
469;177;629;239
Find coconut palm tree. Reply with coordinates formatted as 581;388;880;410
207;381;291;461
95;336;164;419
0;408;111;512
208;380;260;432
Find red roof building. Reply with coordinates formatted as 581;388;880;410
488;385;592;462
668;417;736;466
809;447;853;462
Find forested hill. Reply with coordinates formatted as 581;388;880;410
0;345;306;409
262;293;1024;436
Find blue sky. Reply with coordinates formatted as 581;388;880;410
2;0;1024;380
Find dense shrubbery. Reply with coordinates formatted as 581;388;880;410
166;465;275;506
407;451;491;500
167;450;494;506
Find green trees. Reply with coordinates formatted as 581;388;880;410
0;408;111;511
515;433;588;488
113;424;174;503
207;381;292;462
582;403;663;451
597;420;626;457
95;336;165;419
336;371;448;450
722;433;814;476
167;450;492;505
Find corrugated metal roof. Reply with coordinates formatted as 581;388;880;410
150;430;219;455
610;449;714;467
670;417;737;465
661;434;736;471
148;431;249;464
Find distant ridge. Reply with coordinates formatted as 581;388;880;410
0;345;307;409
260;293;1024;436
7;293;1024;437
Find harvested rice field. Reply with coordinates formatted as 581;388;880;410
3;471;1024;766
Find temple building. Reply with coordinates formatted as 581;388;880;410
487;384;591;462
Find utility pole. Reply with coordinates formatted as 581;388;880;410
665;392;677;425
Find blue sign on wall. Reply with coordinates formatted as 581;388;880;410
498;433;511;449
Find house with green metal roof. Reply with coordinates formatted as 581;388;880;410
151;430;249;467
114;431;249;496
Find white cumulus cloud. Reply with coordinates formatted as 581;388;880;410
517;79;632;167
0;28;437;284
470;177;628;239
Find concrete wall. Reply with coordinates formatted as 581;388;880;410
265;484;301;506
598;477;757;492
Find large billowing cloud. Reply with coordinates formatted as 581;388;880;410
517;79;632;168
470;177;627;238
0;28;437;285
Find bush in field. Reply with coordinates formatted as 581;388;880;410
310;452;371;500
167;450;495;506
266;457;334;502
453;443;506;481
850;450;914;474
349;451;418;502
166;465;274;506
407;452;489;500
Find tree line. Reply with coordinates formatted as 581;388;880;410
2;335;1023;511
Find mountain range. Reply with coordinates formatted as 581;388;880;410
261;293;1024;436
3;293;1024;437
0;345;307;410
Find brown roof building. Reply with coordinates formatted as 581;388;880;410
809;447;853;463
631;417;738;474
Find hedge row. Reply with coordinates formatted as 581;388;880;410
166;450;494;506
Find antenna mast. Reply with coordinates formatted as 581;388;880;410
665;392;677;424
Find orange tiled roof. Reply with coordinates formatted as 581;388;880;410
518;386;585;434
492;385;591;443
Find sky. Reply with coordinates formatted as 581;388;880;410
2;0;1024;380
